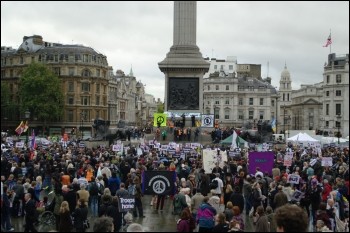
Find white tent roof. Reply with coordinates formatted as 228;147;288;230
287;132;319;142
321;137;349;143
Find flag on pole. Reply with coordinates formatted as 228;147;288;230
30;129;36;150
15;121;25;135
153;113;167;127
271;118;276;133
231;130;239;149
23;121;29;133
323;33;332;47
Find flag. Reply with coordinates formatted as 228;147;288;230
30;129;36;150
195;120;201;127
15;121;25;135
323;34;332;47
231;130;239;149
23;121;29;132
271;118;276;133
153;113;167;127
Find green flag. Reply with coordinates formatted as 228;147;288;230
154;113;167;127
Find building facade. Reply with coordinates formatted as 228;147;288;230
203;56;237;79
1;35;150;138
203;69;277;128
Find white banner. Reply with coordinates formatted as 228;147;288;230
112;144;122;152
288;174;300;184
201;115;214;128
202;149;227;174
321;157;333;167
16;141;24;148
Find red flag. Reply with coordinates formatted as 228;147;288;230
23;121;29;132
323;34;332;47
15;121;25;135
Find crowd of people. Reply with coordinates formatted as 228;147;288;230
1;131;349;232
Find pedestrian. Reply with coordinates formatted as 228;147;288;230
73;199;88;232
196;196;216;232
93;216;114;232
254;206;269;232
59;201;73;232
274;204;308;232
212;213;229;232
24;193;37;232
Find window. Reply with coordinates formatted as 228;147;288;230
120;102;126;111
81;96;90;106
225;110;230;119
96;96;100;106
214;65;217;70
215;100;220;105
96;69;100;77
82;69;91;77
208;85;210;91
20;57;24;64
207;101;210;104
239;98;243;105
238;86;244;91
326;104;329;115
226;85;229;90
216;85;219;90
68;67;74;76
249;98;253;105
238;111;244;120
336;121;341;128
81;83;90;92
249;110;254;120
288;93;290;101
336;74;341;83
53;67;60;76
120;112;125;120
335;104;341;115
336;90;341;96
259;111;264;120
96;84;100;93
225;99;230;105
260;98;263;105
68;82;74;92
10;69;13;77
67;110;73;122
325;121;329;127
220;65;224;70
271;100;275;107
326;91;329;97
249;86;254;91
214;108;219;119
67;96;74;105
326;75;330;83
229;65;233;70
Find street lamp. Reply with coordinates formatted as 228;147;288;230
336;114;341;144
24;110;30;145
80;112;86;140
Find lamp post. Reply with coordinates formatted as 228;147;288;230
283;106;286;139
336;114;341;144
80;112;85;140
24;110;30;145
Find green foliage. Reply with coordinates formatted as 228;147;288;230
1;81;12;107
19;63;64;122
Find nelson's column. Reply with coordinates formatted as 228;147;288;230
158;1;209;113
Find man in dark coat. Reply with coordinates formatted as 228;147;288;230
24;193;38;232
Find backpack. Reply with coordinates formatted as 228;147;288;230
210;179;219;190
97;182;105;195
89;182;99;196
128;184;136;196
173;196;182;215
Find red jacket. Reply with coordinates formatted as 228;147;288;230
322;183;332;202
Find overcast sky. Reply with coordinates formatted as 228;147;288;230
2;1;349;101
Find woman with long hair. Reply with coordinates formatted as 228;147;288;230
59;201;73;232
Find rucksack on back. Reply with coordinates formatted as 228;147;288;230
128;184;136;196
89;182;99;196
210;179;219;190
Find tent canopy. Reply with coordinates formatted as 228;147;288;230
220;134;248;145
287;132;319;142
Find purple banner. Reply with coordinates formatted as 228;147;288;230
248;152;274;176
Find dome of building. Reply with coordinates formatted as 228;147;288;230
281;64;291;81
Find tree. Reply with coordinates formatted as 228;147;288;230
18;62;64;123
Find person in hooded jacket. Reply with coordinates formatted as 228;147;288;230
73;199;88;232
196;196;217;232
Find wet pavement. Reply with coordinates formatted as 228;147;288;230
10;195;256;232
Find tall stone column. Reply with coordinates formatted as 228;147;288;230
173;1;196;46
159;1;209;113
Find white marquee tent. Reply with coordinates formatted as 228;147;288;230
287;132;319;142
